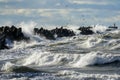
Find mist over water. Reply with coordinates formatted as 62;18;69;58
0;21;120;80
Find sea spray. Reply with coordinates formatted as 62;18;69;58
17;21;45;42
92;24;107;33
66;25;80;35
18;21;36;36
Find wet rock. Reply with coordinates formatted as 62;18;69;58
0;34;9;50
34;27;55;40
34;27;75;40
0;25;29;50
51;27;75;38
78;26;94;35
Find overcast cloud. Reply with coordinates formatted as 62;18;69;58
0;0;119;26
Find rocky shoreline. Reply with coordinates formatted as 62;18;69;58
0;25;118;50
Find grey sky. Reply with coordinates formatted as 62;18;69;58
0;0;120;27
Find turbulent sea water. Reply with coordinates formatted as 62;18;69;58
0;24;120;80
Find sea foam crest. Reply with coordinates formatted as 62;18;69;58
20;49;120;68
74;51;120;67
21;50;81;67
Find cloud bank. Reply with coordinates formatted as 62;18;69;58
0;0;119;26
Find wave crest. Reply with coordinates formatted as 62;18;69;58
74;51;120;67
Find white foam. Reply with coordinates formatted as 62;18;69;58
22;50;81;67
76;36;102;48
18;21;36;37
92;24;107;33
12;41;38;49
20;49;120;68
74;51;120;67
58;70;120;80
1;62;15;72
66;25;80;35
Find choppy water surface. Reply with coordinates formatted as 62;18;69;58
0;25;120;80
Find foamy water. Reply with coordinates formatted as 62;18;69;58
0;22;120;80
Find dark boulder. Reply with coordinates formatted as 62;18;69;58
34;27;55;40
8;66;40;73
78;26;94;35
34;27;75;40
0;34;9;50
51;27;75;38
0;25;30;50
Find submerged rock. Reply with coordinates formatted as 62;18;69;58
8;66;41;73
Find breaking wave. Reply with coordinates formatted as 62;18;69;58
7;50;119;68
74;51;120;67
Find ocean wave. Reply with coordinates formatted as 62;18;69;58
12;50;120;68
57;70;120;80
74;51;120;67
21;51;81;67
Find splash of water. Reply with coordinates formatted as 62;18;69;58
18;21;37;37
92;24;107;33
